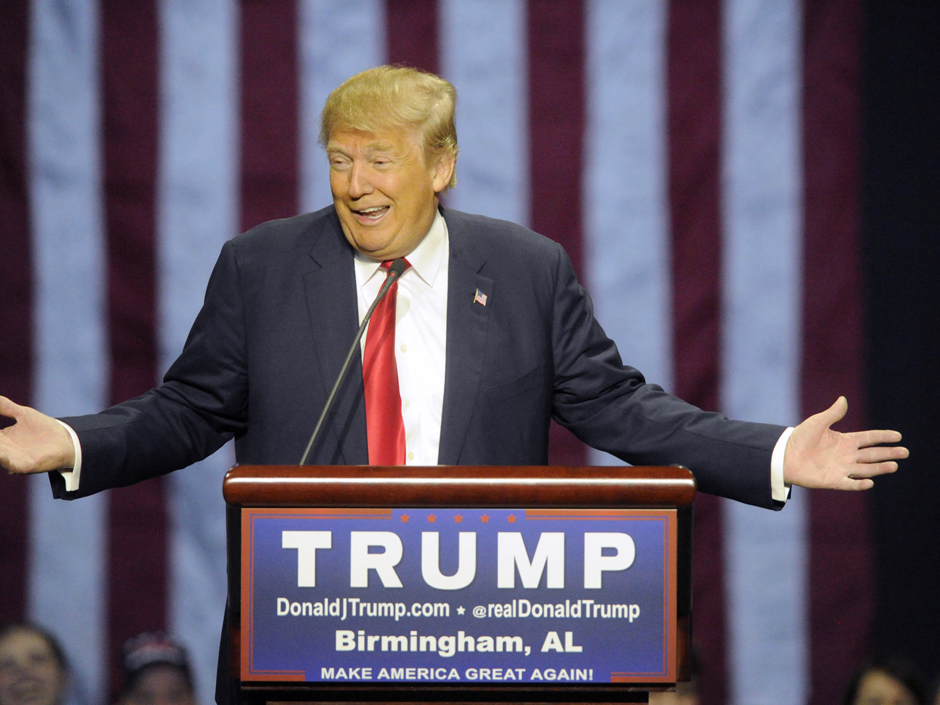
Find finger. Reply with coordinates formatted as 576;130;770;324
828;475;875;491
849;429;904;448
856;446;909;464
848;460;900;478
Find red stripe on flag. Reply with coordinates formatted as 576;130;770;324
802;2;872;703
240;0;299;231
0;0;32;625
386;0;439;74
528;0;588;466
667;1;728;702
528;0;584;278
101;0;166;696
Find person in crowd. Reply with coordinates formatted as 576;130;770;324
117;633;196;705
0;624;70;705
843;657;927;705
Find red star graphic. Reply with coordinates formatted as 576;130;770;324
508;515;517;523
400;514;409;522
454;515;463;523
481;515;490;523
427;514;436;523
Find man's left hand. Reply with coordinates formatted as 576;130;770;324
783;396;909;490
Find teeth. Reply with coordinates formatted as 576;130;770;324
359;206;386;214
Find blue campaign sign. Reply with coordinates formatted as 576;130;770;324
240;507;677;685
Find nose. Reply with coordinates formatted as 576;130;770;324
347;161;373;199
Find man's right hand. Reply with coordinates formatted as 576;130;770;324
0;396;76;474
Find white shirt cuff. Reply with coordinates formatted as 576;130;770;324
55;420;82;492
771;426;794;503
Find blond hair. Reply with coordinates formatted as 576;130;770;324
320;65;458;189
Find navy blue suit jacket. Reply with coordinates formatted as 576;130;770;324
54;205;784;507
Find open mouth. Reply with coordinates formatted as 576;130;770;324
352;205;389;222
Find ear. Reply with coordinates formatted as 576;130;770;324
431;150;456;193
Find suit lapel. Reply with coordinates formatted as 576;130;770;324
302;215;369;464
438;210;493;465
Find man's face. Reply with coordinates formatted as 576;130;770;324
328;127;454;261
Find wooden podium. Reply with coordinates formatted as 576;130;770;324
223;465;694;704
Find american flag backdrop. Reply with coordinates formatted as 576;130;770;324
0;1;875;704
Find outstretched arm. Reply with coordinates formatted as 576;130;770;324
0;395;75;474
783;396;908;490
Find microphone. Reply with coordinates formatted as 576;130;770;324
299;258;408;465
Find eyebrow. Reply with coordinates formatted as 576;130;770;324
326;141;402;157
366;140;397;153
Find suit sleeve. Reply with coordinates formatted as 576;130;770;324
545;242;785;509
51;240;249;499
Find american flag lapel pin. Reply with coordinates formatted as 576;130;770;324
473;288;488;307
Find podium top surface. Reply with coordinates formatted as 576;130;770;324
223;465;695;508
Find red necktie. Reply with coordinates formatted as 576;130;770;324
363;261;409;465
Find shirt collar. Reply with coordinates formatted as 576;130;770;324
353;209;448;289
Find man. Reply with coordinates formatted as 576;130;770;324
0;64;907;698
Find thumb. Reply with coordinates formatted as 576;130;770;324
0;395;24;420
815;396;848;428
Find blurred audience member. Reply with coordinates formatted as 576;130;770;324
843;657;926;705
0;624;70;705
118;633;195;705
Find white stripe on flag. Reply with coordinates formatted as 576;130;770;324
298;0;386;213
439;0;529;226
720;0;807;703
584;0;672;466
26;2;108;705
157;2;239;704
